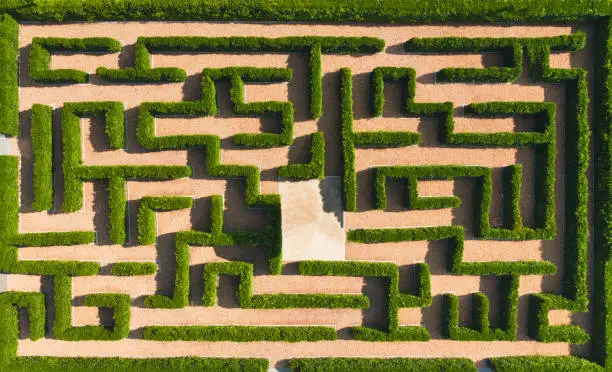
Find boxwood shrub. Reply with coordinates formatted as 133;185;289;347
489;356;604;371
202;261;369;309
442;276;518;341
111;262;157;276
54;275;131;341
279;132;325;179
137;196;193;245
30;37;121;84
289;358;477;371
0;291;45;366
144;325;336;342
31;104;53;211
0;14;18;137
298;260;431;341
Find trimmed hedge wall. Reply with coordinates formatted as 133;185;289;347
202;261;369;309
372;163;554;241
442;276;519;341
489;356;604;371
54;275;131;341
7;357;269;371
593;17;612;368
299;260;431;341
99;35;382;121
289;358;477;371
404;33;585;83
404;37;522;82
0;291;45;366
279;132;325;179
528;294;590;344
30;37;121;84
31;104;53;211
348;225;556;276
144;325;336;342
340;67;356;211
0;14;18;136
61;101;192;246
144;195;283;309
137;196;193;245
111;262;157;276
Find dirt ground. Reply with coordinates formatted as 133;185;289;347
5;21;595;368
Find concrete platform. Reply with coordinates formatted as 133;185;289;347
279;177;345;261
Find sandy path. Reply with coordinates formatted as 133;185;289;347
6;21;594;366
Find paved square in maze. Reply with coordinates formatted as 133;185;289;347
0;5;611;371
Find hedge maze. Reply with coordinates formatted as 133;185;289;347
1;2;612;370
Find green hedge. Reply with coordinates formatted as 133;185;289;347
0;291;45;366
4;0;610;23
289;358;477;371
405;38;521;83
0;14;18;136
489;356;604;371
348;225;556;276
144;325;336;342
8;231;95;247
31;104;53;211
593;17;612;368
528;294;590;344
202;261;369;309
0;159;100;275
111;262;157;276
442;276;519;341
309;44;323;119
137;196;193;245
144;196;283;309
99;36;381;121
97;41;186;83
340;67;356;211
54;275;131;341
279;132;325;179
6;357;269;371
299;260;431;341
30;37;121;84
404;33;585;83
138;36;384;54
61;101;191;245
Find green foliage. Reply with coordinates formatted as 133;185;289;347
592;17;612;368
31;104;53;211
97;42;186;82
0;291;45;366
299;260;431;341
144;326;336;342
137;196;193;245
289;357;477;371
30;37;121;84
528;294;590;344
8;231;95;247
111;262;157;276
340;67;356;211
279;132;325;179
0;156;21;238
442;276;518;341
7;357;269;371
489;356;604;371
61;101;191;245
202;261;369;309
404;37;522;82
138;36;384;53
54;275;131;341
0;15;19;136
309;44;323;119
